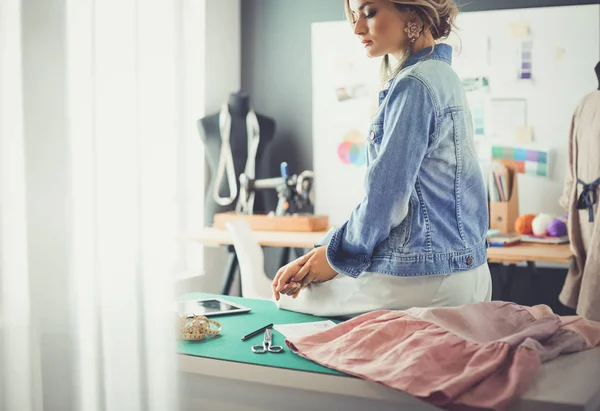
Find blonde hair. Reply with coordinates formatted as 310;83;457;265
344;0;459;84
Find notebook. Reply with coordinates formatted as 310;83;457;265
488;233;522;247
520;235;569;244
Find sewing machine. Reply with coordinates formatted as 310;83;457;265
213;162;328;232
236;162;315;216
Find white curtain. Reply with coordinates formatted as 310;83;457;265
1;0;205;410
0;0;36;410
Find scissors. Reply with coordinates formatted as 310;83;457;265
251;328;284;354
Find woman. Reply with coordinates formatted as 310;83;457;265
273;0;491;316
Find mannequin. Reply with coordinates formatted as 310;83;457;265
558;62;600;321
197;92;276;225
595;61;600;90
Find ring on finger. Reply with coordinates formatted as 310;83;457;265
284;283;301;295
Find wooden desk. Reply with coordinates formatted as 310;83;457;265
193;227;573;264
180;349;600;411
487;242;573;265
193;226;326;248
486;243;573;302
192;227;574;297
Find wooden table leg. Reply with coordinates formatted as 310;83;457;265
526;260;538;306
220;245;238;296
502;264;517;302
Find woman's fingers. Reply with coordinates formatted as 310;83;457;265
282;281;301;296
272;250;319;300
272;265;287;300
296;251;313;265
284;253;317;295
291;258;312;284
290;287;302;299
274;262;303;297
271;257;302;299
301;271;319;289
272;280;281;301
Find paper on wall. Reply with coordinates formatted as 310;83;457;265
273;320;337;340
516;125;533;143
509;22;531;38
489;98;527;142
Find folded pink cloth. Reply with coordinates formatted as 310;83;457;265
285;301;600;410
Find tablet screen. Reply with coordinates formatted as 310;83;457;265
177;298;250;317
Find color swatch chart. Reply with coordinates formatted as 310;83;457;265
519;39;533;80
491;145;550;177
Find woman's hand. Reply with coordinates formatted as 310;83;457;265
272;247;338;300
272;254;309;301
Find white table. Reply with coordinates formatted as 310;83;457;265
179;348;600;411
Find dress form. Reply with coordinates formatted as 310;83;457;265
197;92;276;225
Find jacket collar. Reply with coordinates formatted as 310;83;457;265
381;43;453;92
403;43;453;69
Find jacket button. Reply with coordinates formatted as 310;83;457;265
370;131;375;140
466;256;473;266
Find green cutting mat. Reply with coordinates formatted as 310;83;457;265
177;293;346;376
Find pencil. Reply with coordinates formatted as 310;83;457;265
241;323;273;341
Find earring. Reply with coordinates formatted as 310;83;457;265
404;19;423;43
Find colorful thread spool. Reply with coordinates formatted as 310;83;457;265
547;218;567;237
531;213;555;236
515;213;536;235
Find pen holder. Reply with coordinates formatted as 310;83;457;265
489;167;519;234
179;314;222;341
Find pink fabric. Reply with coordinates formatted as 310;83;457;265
285;302;600;411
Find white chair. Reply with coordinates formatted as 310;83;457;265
225;220;274;300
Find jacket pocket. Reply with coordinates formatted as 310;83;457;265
368;118;384;145
389;197;414;250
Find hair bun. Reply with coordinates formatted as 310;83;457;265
433;13;454;40
430;0;459;40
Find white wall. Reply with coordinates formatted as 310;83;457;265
451;5;600;217
179;0;243;295
203;0;242;114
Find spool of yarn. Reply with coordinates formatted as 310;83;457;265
531;213;555;236
547;218;567;237
515;213;536;235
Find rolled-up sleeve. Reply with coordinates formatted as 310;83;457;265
326;75;437;277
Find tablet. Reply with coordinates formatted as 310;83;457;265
177;298;251;318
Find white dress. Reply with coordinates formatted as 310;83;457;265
275;234;492;318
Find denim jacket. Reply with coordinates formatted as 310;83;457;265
325;44;488;278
